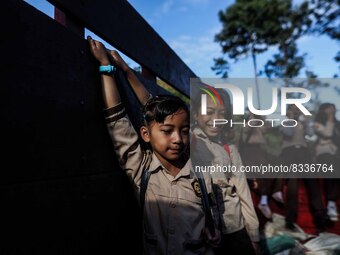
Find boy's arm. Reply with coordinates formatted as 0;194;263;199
87;36;146;191
108;50;152;105
314;122;332;138
229;146;260;243
87;36;121;108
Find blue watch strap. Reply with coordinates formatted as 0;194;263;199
99;65;116;74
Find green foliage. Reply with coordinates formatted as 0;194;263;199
156;79;190;104
264;42;306;79
211;57;229;78
214;0;292;62
309;0;340;78
309;0;340;40
262;1;311;79
213;0;339;78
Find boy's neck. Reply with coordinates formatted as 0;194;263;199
155;153;186;177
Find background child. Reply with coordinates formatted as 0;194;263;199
239;112;284;220
314;103;340;222
191;85;260;255
87;36;220;254
280;105;326;231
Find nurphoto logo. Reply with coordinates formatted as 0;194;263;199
199;83;312;128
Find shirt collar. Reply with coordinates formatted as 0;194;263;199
148;153;164;173
192;127;208;139
192;127;222;145
149;152;192;179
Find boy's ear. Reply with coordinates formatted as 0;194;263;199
140;126;150;142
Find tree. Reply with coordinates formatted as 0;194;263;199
309;0;339;40
211;57;229;78
309;0;340;79
263;1;311;81
264;42;306;80
213;0;295;108
263;0;336;100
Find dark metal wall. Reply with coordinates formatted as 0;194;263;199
0;0;181;254
47;0;196;96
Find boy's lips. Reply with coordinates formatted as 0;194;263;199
168;147;182;153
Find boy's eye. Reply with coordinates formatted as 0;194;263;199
206;111;215;115
161;129;172;134
182;128;189;135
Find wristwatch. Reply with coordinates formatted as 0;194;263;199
99;65;116;74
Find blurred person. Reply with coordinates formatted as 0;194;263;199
239;113;284;220
314;103;340;221
191;86;260;255
280;105;327;231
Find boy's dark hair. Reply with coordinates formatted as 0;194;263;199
142;95;189;126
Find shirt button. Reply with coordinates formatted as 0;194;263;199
171;181;177;186
170;202;176;208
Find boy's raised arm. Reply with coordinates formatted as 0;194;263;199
87;36;146;187
108;50;152;106
87;36;121;108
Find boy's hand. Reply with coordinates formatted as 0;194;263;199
204;227;221;248
108;50;129;72
252;242;261;255
87;36;110;66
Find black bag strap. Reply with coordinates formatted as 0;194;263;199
195;171;216;236
140;169;151;216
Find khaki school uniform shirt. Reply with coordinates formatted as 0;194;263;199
281;120;307;149
105;104;214;255
314;121;338;156
191;128;260;242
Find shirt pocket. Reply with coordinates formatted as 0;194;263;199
177;190;204;221
178;190;203;205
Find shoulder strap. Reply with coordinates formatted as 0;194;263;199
195;171;216;236
191;132;197;150
140;169;151;216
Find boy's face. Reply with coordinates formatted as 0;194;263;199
145;109;190;164
195;96;225;138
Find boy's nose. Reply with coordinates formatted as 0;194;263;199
173;132;182;143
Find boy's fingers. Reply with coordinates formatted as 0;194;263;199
111;50;118;58
204;228;212;240
87;37;96;49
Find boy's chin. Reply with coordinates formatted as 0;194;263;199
165;152;183;161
